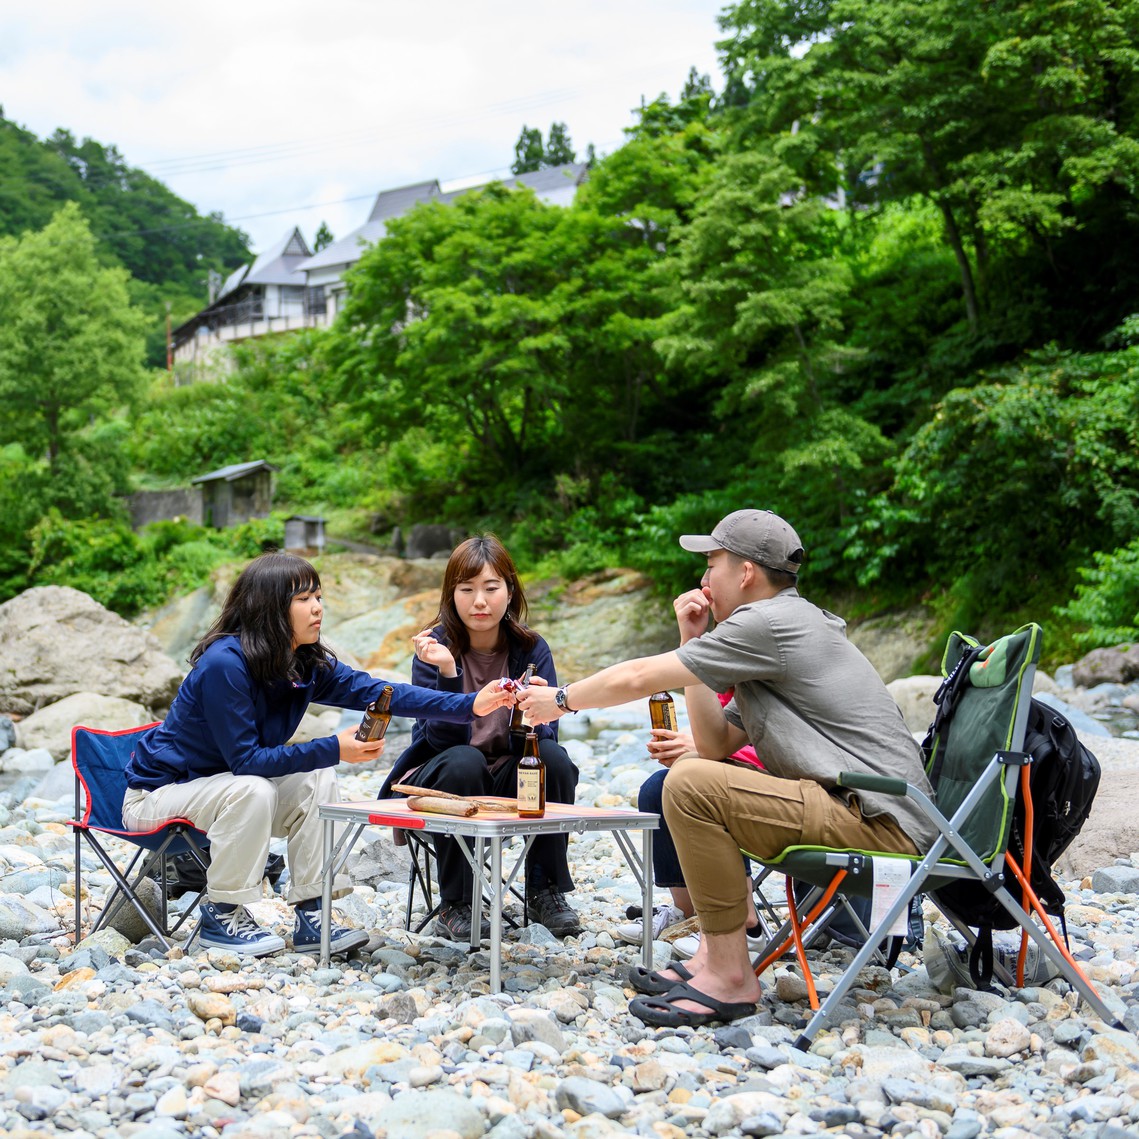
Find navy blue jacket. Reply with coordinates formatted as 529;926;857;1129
126;635;477;790
379;626;559;798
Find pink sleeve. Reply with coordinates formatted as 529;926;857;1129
716;689;762;769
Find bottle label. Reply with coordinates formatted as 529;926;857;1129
517;769;542;809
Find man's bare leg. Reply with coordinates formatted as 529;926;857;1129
667;925;762;1014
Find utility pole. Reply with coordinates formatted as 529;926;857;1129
165;301;173;375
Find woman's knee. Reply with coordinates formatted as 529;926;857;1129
538;739;578;796
638;767;667;813
425;746;490;793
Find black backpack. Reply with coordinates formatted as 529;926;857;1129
923;645;1101;989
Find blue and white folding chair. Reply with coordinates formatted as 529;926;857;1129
69;724;209;950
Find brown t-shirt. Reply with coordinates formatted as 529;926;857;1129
463;646;513;772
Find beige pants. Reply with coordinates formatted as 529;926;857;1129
663;759;919;935
123;766;348;906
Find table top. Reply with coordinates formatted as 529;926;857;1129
320;797;660;837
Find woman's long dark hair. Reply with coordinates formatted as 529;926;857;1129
433;535;538;657
190;552;336;686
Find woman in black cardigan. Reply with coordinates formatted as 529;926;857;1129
380;535;580;940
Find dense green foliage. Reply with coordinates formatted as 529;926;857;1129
4;3;1139;661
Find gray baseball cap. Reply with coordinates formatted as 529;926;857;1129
679;509;805;573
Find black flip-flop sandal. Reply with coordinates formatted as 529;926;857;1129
626;960;694;996
629;980;758;1028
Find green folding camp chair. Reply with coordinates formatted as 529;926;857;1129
743;622;1125;1049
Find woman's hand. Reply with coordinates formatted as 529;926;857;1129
647;728;698;768
472;678;520;717
337;727;387;765
412;630;457;677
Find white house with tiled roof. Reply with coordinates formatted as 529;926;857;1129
170;163;589;377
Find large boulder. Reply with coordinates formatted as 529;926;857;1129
1055;735;1139;879
847;607;940;684
0;586;183;717
887;675;940;735
15;693;153;761
1072;643;1139;687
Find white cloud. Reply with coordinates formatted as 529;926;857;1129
2;1;726;249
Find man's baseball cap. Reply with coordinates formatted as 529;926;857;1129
679;509;805;574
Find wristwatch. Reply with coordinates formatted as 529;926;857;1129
554;685;577;713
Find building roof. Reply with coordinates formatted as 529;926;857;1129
285;514;326;523
296;163;588;277
192;460;280;485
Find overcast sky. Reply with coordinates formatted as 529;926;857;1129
2;2;727;252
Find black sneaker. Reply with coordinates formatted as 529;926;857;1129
434;901;491;942
526;887;582;938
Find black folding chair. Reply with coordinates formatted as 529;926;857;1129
69;724;209;950
403;831;527;935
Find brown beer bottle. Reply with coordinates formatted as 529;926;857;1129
517;729;546;817
648;691;678;732
355;685;394;742
508;662;537;738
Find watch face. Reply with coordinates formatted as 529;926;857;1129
555;687;567;709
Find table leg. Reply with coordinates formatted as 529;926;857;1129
642;827;653;968
320;817;333;967
489;838;503;994
471;836;486;953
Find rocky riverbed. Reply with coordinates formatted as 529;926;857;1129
0;695;1137;1139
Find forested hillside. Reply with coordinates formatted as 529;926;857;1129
0;109;250;363
2;1;1139;669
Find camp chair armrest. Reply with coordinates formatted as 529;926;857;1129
836;772;910;797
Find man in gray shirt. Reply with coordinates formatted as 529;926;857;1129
519;508;935;1028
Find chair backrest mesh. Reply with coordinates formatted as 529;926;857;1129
925;623;1040;865
72;724;160;830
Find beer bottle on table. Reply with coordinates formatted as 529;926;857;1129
517;730;546;818
648;691;677;732
508;662;537;738
356;685;394;742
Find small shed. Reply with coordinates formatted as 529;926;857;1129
192;460;278;529
284;515;326;555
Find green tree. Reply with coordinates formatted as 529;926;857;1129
717;0;1139;342
314;221;334;251
0;203;148;471
511;126;545;174
544;121;576;165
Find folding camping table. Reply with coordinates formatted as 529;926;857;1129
318;798;659;992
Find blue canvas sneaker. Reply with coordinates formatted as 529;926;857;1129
292;901;370;957
198;901;286;957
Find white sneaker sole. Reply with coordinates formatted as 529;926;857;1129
294;928;370;956
198;933;287;957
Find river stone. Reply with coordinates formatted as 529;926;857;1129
507;1007;567;1053
372;1088;485;1139
0;586;182;717
554;1076;626;1119
0;747;55;773
0;894;60;939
